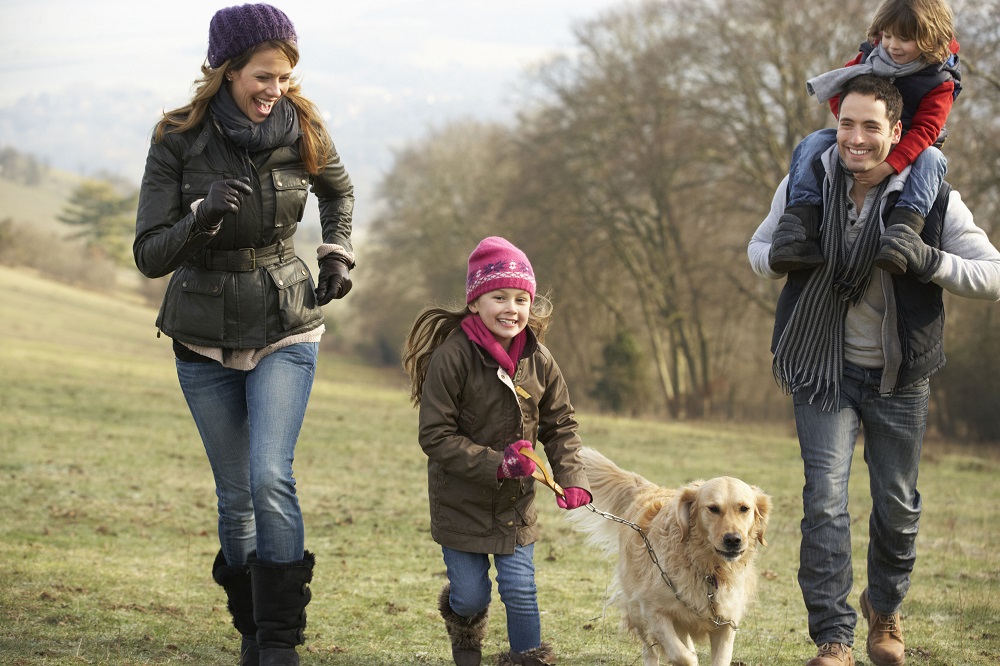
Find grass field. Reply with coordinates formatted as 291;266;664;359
1;263;998;665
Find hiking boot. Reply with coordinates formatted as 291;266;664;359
860;588;905;665
806;642;853;666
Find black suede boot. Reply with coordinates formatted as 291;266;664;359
875;207;926;275
439;584;489;666
212;550;260;666
249;551;315;666
497;641;556;665
769;204;825;273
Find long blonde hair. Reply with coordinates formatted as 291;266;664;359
153;39;333;175
868;0;955;65
402;294;553;405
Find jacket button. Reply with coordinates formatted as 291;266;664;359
510;496;516;501
278;279;284;286
506;520;514;526
183;184;191;190
182;281;188;287
276;180;283;186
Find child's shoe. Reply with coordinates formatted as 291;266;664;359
768;204;825;273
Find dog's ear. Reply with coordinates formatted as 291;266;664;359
752;486;772;547
676;482;702;542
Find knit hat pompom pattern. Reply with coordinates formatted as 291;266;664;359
466;236;536;304
208;3;297;69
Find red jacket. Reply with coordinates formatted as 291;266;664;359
829;38;960;174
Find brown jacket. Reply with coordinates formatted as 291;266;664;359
418;329;590;555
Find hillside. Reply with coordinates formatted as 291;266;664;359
0;167;82;233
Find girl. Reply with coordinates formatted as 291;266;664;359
134;4;355;665
769;0;960;277
402;237;592;666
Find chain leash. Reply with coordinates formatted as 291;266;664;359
583;503;739;630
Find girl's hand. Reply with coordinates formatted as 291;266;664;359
497;440;536;479
556;487;592;510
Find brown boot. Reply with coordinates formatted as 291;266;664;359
497;642;555;665
439;585;489;666
805;642;853;666
875;208;925;275
860;588;905;665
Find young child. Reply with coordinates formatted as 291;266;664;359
402;236;592;666
769;0;961;275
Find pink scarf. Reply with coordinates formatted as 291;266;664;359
461;315;526;376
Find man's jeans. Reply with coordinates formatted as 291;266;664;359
793;362;928;645
442;544;541;653
787;127;947;217
176;342;318;565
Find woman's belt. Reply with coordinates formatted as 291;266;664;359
193;240;295;272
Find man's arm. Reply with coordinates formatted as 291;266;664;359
748;175;790;279
931;190;1000;300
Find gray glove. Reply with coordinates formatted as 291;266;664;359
881;225;941;281
768;214;809;267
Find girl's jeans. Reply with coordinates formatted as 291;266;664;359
793;362;929;645
787;128;947;217
176;342;318;565
442;544;541;653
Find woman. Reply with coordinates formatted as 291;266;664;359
133;4;354;665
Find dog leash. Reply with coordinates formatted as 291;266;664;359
582;502;739;631
517;445;565;499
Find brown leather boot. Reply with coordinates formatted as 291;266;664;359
806;642;853;666
860;588;905;665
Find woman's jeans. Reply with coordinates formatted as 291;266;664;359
787;127;947;216
442;544;541;653
793;362;928;645
176;342;318;565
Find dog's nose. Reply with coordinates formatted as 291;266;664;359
723;533;743;550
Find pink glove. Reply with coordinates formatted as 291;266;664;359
556;487;592;510
497;440;537;479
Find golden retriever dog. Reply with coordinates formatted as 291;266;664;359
564;447;771;666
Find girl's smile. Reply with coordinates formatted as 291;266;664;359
469;288;532;350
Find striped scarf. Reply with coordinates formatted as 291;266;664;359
772;161;888;411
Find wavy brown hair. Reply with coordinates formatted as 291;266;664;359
868;0;955;65
153;39;333;175
401;294;553;406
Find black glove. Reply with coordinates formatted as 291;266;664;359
315;255;352;305
769;214;809;255
881;225;941;281
194;178;253;232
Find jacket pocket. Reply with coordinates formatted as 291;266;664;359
272;167;310;227
180;170;225;213
164;268;227;341
265;258;319;330
433;469;494;537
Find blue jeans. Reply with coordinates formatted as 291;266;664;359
787;128;947;216
442;544;541;653
176;342;318;565
793;362;929;645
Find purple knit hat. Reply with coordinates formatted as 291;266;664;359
208;3;297;69
466;237;536;304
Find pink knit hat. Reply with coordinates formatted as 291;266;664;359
466;237;536;303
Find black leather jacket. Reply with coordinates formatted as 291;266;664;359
134;115;354;349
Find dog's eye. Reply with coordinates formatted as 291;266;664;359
708;506;720;514
740;505;750;513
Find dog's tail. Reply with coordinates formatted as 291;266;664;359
562;447;656;556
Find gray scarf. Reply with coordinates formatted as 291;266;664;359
210;86;300;152
772;160;888;411
807;44;927;104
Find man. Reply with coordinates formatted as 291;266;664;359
748;74;1000;666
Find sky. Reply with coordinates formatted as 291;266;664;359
0;0;632;226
